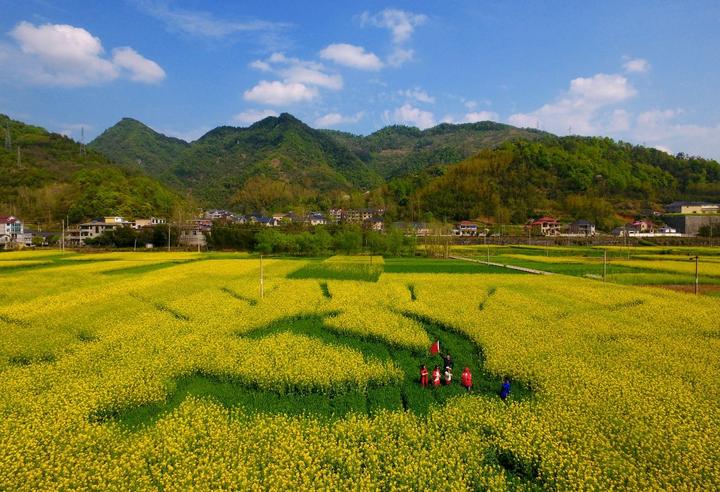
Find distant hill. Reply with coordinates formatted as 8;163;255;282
88;117;189;185
91;114;383;210
322;121;548;178
88;113;720;225
0;114;181;225
404;137;720;229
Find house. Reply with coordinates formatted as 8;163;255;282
0;216;24;246
248;215;280;227
306;212;327;226
179;228;207;247
453;221;480;236
204;209;236;221
66;217;134;246
189;218;213;231
330;208;385;223
132;217;166;229
568;220;596;236
329;208;344;223
344;208;384;223
665;201;720;214
528;216;561;236
393;222;431;236
629;219;654;233
365;217;384;231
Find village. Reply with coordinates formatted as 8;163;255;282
2;200;720;250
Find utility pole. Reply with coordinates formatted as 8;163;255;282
168;222;171;252
603;250;607;282
260;254;264;299
4;121;10;150
61;219;65;252
133;238;137;252
694;256;699;295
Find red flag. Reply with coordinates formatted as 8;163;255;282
430;340;440;355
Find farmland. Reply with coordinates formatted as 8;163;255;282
0;251;718;490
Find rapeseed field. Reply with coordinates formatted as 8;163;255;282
0;252;718;490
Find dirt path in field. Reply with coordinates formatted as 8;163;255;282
646;284;720;295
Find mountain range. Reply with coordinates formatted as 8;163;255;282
2;112;720;229
89;113;548;208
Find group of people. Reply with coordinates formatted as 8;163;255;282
421;338;512;400
419;363;473;390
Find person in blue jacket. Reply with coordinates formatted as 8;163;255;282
500;377;511;401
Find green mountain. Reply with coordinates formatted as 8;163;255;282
405;137;720;229
0;114;182;225
91;114;383;210
322;121;547;178
87;117;189;184
88;113;720;226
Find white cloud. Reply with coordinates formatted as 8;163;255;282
250;60;271;71
623;57;650;73
233;109;279;125
281;64;342;90
360;8;427;66
249;53;342;90
243;80;318;105
606;108;631;133
133;0;288;40
57;123;92;140
464;100;478;109
441;111;500;124
464;111;500;123
1;21;164;87
387;47;414;67
314;111;364;127
112;47;165;83
360;9;427;44
384;104;435;129
508;73;636;134
400;88;435;104
654;145;672;154
319;43;383;71
632;109;720;158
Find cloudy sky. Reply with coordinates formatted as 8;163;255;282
1;0;720;159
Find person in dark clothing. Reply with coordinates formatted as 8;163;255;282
440;352;453;371
500;377;511;401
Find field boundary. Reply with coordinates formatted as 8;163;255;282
449;255;554;275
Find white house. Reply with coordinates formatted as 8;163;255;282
0;215;25;247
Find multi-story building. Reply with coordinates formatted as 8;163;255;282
665;201;720;214
0;215;25;247
527;216;561;236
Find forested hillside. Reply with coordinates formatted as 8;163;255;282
395;137;720;229
323;121;547;178
0;114;181;224
91;114;384;209
13;111;720;228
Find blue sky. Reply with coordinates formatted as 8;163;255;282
1;0;720;159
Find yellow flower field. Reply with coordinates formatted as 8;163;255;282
0;251;718;490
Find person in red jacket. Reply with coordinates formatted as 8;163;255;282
420;365;429;387
431;366;441;387
461;367;472;391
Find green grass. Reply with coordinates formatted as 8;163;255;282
96;314;531;429
0;256;114;274
287;261;383;282
384;257;524;274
